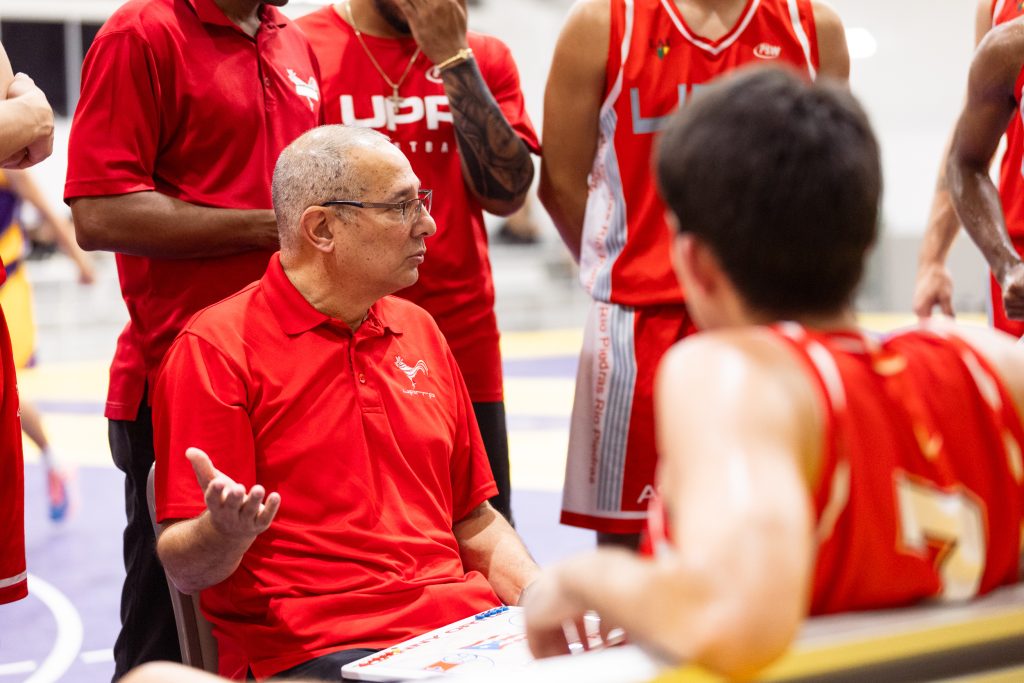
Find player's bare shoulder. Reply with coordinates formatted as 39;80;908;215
567;0;611;30
658;327;818;408
973;15;1024;89
809;1;850;82
554;0;611;68
657;327;826;484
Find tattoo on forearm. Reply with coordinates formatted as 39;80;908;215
443;60;533;204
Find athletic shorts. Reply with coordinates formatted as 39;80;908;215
561;300;696;534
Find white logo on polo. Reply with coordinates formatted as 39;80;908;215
288;69;320;111
395;355;429;388
754;43;782;59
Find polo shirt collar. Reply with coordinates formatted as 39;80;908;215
261;253;403;337
185;0;287;30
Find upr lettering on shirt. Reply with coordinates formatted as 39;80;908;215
340;95;452;132
630;83;707;135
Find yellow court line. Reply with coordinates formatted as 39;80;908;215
939;664;1024;683
942;663;1024;679
501;327;583;358
650;608;1024;682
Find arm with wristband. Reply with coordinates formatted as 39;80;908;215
396;0;534;216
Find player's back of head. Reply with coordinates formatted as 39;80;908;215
656;66;881;319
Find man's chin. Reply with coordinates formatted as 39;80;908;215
373;0;412;34
383;15;411;34
263;0;289;7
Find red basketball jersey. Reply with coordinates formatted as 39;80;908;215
582;0;819;306
992;1;1024;238
775;324;1024;614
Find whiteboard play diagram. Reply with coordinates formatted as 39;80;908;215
342;606;534;681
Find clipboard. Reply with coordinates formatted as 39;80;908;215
341;606;532;681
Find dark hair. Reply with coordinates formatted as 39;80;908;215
656;66;881;318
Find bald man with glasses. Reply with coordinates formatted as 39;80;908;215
152;125;538;681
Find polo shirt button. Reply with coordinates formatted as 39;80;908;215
263;76;271;88
358;373;366;384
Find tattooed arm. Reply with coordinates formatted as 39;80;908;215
440;57;534;216
397;0;534;216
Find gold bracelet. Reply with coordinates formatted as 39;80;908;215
436;47;474;72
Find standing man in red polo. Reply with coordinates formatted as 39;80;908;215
0;42;54;607
64;0;320;676
296;0;538;521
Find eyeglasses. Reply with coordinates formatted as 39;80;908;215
321;189;433;225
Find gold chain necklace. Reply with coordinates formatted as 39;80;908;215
344;1;421;114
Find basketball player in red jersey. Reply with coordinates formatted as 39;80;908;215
296;1;538;522
524;66;1024;678
543;0;849;546
914;0;1024;332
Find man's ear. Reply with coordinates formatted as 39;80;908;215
299;206;335;253
671;229;721;300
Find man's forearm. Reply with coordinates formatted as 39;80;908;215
72;191;278;259
920;187;961;267
157;514;256;594
538;167;584;262
442;59;534;216
454;502;540;605
949;163;1021;280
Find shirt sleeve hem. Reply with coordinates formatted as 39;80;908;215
156;504;207;524
64;179;156;202
454;482;500;523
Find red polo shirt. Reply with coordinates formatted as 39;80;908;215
65;0;322;418
0;262;27;605
154;254;500;678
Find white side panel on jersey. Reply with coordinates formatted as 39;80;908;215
787;0;817;79
581;0;634;302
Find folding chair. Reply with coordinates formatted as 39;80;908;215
146;464;219;672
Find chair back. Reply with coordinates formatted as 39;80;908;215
146;464;219;672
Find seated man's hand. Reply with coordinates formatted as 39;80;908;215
187;447;280;540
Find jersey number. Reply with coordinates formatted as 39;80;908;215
895;474;986;601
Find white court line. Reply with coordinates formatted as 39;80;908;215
80;649;113;664
24;574;84;683
0;661;37;676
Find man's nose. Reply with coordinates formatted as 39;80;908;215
416;211;438;238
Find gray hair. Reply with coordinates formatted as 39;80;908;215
271;125;392;250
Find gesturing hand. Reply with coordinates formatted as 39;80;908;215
187;447;280;540
396;0;468;66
